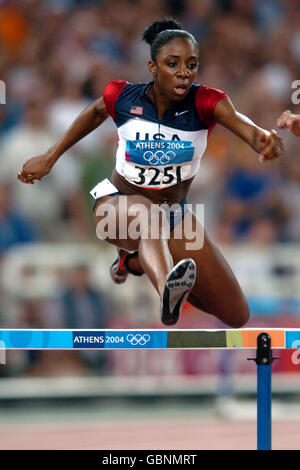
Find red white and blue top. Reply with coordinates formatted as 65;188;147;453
103;80;228;189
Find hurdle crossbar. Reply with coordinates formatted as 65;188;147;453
0;327;297;451
0;328;298;350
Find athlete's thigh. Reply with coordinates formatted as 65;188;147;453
168;209;249;323
93;193;160;252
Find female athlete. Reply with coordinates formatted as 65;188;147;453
17;20;283;327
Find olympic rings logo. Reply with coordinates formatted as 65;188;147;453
126;334;151;346
143;150;176;166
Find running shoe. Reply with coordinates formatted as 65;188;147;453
161;258;196;326
110;248;140;284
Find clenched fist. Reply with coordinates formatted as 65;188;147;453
17;152;54;184
255;129;283;163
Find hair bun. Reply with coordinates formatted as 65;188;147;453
143;19;182;45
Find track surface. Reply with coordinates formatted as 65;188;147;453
0;416;299;450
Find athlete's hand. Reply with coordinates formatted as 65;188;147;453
277;110;300;137
255;129;283;163
17;152;54;184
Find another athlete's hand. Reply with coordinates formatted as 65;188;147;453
255;129;283;163
277;110;300;137
17;152;54;184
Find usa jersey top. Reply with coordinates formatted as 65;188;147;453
103;80;228;189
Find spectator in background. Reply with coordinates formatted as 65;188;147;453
48;77;101;153
50;264;111;371
0;0;299;246
0;0;30;56
1;0;300;380
15;265;112;376
280;157;300;241
0;97;90;240
217;143;286;241
16;297;96;377
182;0;213;42
59;264;109;329
276;111;300;240
0;183;39;257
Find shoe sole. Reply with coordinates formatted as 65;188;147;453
161;258;196;326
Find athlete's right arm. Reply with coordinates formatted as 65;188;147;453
18;97;109;184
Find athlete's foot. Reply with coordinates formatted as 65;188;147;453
110;248;134;284
110;248;142;284
160;258;196;326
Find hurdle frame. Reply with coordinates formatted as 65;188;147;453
247;332;280;450
0;327;298;451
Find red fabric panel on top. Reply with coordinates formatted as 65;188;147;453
103;80;128;121
195;86;228;131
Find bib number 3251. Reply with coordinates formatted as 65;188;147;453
133;165;182;186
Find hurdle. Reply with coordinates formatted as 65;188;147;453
0;327;299;450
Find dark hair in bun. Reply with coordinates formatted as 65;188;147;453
143;19;182;45
143;19;198;61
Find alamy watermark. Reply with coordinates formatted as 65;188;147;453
291;340;300;365
0;341;6;365
0;80;6;104
95;198;205;250
291;80;300;105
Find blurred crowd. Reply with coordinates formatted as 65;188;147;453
1;0;300;250
0;0;300;376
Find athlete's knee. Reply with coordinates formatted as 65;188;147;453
227;302;250;328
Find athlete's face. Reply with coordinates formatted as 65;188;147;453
148;37;199;102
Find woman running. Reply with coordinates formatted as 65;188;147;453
18;19;283;327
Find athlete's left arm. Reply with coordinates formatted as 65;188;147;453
213;97;283;162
